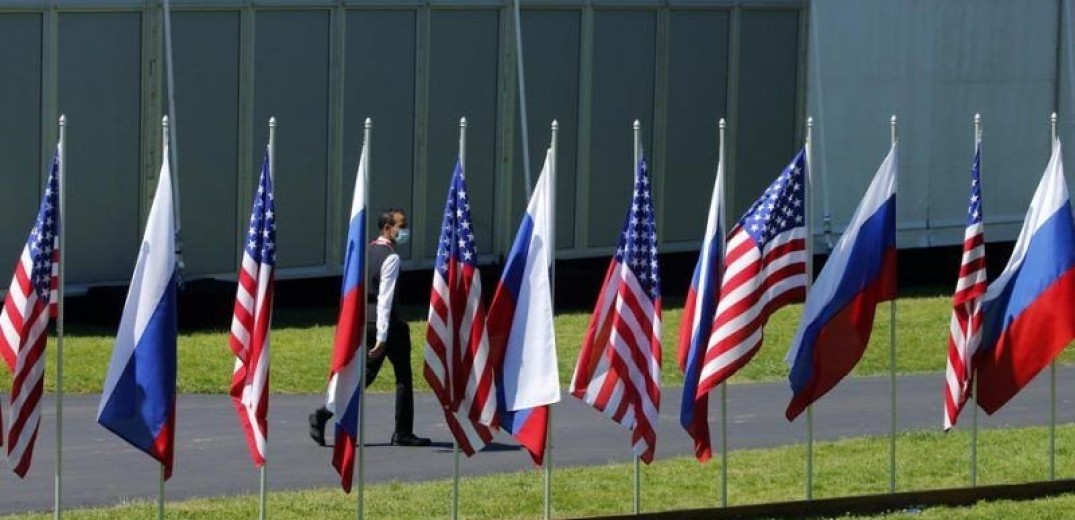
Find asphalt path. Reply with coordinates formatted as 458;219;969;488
2;368;1074;514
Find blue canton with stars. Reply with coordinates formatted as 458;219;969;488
738;149;807;246
614;157;660;300
246;149;277;267
435;160;478;274
28;151;61;301
966;144;982;226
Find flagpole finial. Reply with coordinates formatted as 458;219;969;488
59;114;66;127
269;116;276;128
162;115;169;127
1051;112;1058;124
365;117;372;130
719;118;726;129
460;116;467;128
889;115;898;144
807;116;813;129
551;119;558;131
974;113;981;125
633;119;641;131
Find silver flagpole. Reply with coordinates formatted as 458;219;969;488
717;118;729;509
357;117;372;520
451;116;467;520
162;0;183;273
544;119;559;520
632;119;642;515
1050;111;1058;482
971;112;981;489
260;116;276;520
514;0;533;199
55;114;66;520
888;115;898;494
158;115;170;520
804;117;815;502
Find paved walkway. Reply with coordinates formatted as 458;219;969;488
2;369;1073;514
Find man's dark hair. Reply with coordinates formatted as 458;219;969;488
378;208;405;230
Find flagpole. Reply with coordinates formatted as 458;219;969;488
717;117;729;509
357;117;372;520
631;119;642;516
888;114;898;494
1049;111;1058;482
162;0;183;274
259;116;276;520
158;115;170;520
451;116;467;520
544;119;558;520
804;116;815;502
55;114;66;520
970;112;981;489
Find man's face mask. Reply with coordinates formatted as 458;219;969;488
394;228;411;245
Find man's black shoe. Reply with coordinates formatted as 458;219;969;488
391;432;431;447
309;408;332;447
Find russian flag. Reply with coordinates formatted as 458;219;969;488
785;143;897;421
488;147;561;466
328;141;368;492
97;141;178;479
976;140;1075;414
677;153;725;462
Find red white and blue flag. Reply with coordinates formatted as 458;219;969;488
571;156;662;463
228;148;276;466
424;159;498;456
976;139;1075;414
97;141;179;478
944;143;986;430
785;144;897;421
677;149;726;462
693;149;809;439
327;142;368;492
488;148;560;465
0;148;61;477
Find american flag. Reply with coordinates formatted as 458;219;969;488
228;149;276;466
0;150;61;477
944;143;985;430
695;150;808;398
423;160;497;455
571;157;662;463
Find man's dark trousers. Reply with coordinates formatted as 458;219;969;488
365;320;414;436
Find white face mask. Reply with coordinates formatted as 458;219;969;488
394;228;411;245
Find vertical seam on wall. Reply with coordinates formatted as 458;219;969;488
495;3;518;262
724;5;741;217
237;3;256;273
651;4;670;244
42;6;59;195
412;3;431;264
574;2;594;250
327;1;347;270
141;2;162;229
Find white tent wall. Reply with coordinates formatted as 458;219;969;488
807;0;1069;251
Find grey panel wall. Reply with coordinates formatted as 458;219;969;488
663;10;729;243
588;10;656;249
807;0;1062;248
172;11;241;276
513;9;581;251
733;10;799;220
59;13;142;285
0;1;809;289
0;14;43;270
344;10;417;259
425;10;500;256
253;10;331;268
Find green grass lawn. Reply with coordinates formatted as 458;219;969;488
3;424;1074;519
4;292;1074;394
